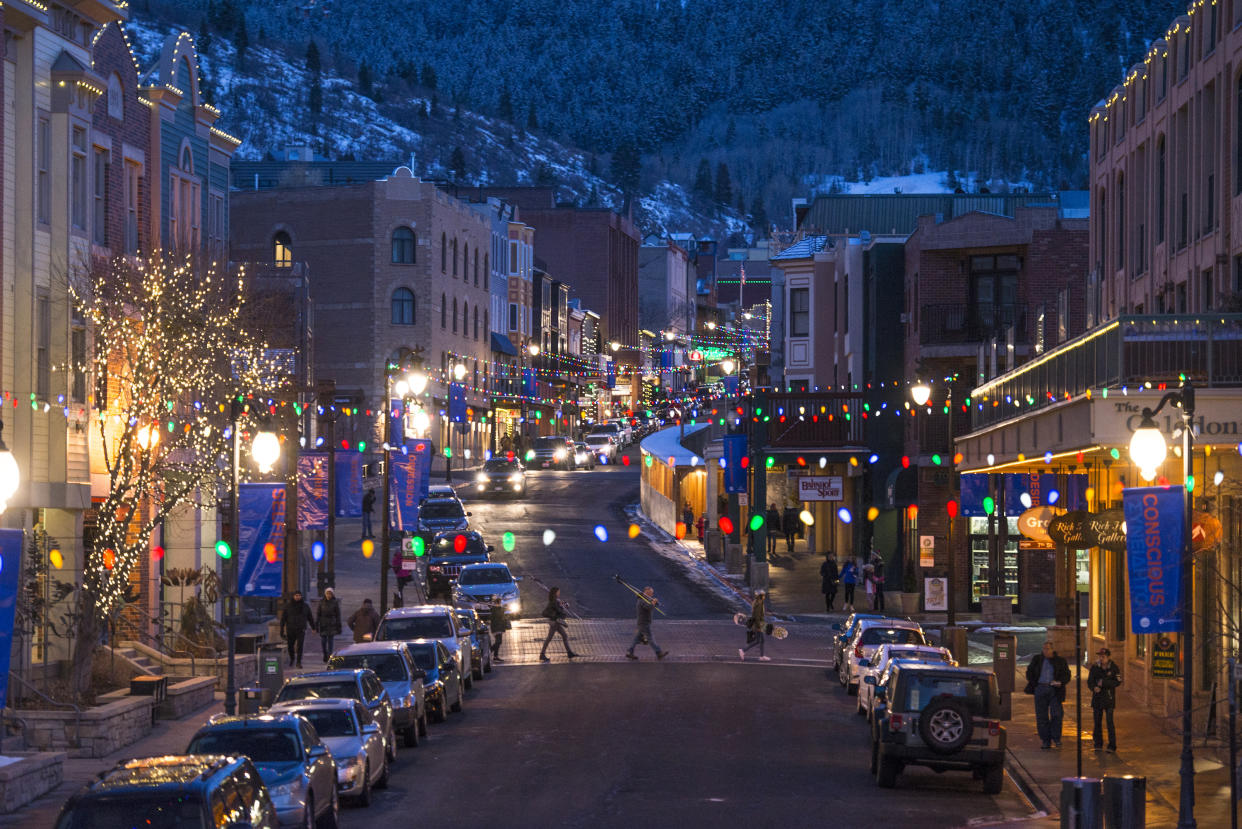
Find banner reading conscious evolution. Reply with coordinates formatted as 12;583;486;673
1122;486;1185;634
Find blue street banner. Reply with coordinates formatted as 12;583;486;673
449;383;466;423
722;433;748;493
389;452;420;531
1122;486;1185;634
297;453;329;530
522;368;536;397
961;472;1089;516
722;375;739;395
606;362;616;389
239;483;286;597
408;439;432;497
0;530;22;709
335;450;363;517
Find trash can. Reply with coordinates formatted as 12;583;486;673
258;642;285;694
1102;775;1145;829
1061;777;1103;829
239;686;266;716
235;633;264;655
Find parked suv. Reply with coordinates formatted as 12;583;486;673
375;604;475;689
56;754;278;829
426;531;493;599
328;641;429;747
868;662;1006;794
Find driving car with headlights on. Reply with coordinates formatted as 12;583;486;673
453;561;521;617
583;433;617;463
475;457;526;497
531;435;574;470
268;698;388;807
426;531;493;599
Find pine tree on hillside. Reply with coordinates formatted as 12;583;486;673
196;18;215;105
306;41;323;119
714;162;732;205
358;61;373;98
234;16;249;69
498;87;514;122
449;146;467;181
527;101;538;131
421;63;437;91
693;159;712;199
749;194;768;234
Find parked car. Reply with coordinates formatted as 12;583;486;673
830;612;886;671
426;530;493;599
452;606;493;678
531;435;575;469
453;561;521;617
186;712;338;828
589;422;624;448
327;641;428;747
268;698;388;807
609;419;634;445
422;484;459;503
475;457;527;497
573;441;597;469
56;754;278;829
868;662;1006;794
838;619;927;695
857;643;956;720
403;639;465;722
375;604;475;689
272;669;397;766
416;498;470;533
583;433;617;463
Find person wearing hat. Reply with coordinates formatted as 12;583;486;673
738;590;771;662
1087;646;1122;751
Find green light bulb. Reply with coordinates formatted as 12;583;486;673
983;497;995;516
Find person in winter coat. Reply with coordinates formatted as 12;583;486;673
624;587;667;660
489;597;512;662
1087;647;1122;751
361;489;376;540
315;588;342;661
840;560;859;610
348;598;381;643
280;591;316;669
820;552;840;612
869;552;886;611
764;504;781;554
538;587;578;661
1025;641;1072;749
682;502;695;533
782;505;800;553
696;515;706;542
739;590;771;661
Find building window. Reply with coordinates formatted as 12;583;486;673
463;243;469;280
71;128;87;230
1209;2;1219;54
484;309;489;334
1116;173;1125;267
509;303;518;331
452;297;458;333
462;301;469;336
274;231;292;266
391;288;415;325
71;325;86;403
1203;269;1213;310
125;162;141;253
392;227;415;264
484;253;489;290
107;73;123;119
1157;137;1166;242
509;241;518;275
1177;281;1188;312
37;118;50;225
452;239;459;276
93;148;109;246
441;232;447;272
474;249;479;286
473;306;479;339
37;294;50;399
789;287;810;337
441;293;447;329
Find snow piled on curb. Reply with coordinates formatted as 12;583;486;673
624;504;750;614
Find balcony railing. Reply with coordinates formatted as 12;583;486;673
920;303;1030;346
969;314;1242;430
761;393;867;448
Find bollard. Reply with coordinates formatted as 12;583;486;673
1102;775;1146;829
258;642;285;694
941;626;969;668
1061;777;1103;829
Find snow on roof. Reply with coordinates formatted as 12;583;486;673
639;424;709;467
770;235;832;261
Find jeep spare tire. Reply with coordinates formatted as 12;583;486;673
919;696;973;754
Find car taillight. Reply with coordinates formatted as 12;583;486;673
988;721;1000;736
855;644;864;658
890;714;904;731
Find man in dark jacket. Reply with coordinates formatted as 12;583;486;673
489;597;512;662
280;591;317;668
782;505;799;553
820;552;839;612
315;588;342;661
1087;647;1122;751
361;489;376;540
1025;641;1072;749
764;504;781;555
624;587;667;661
348;598;381;643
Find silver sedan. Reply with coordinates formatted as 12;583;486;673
270;699;388;808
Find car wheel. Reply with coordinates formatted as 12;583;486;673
303;794;315;829
876;754;900;789
464;671;475;689
982;763;1004;795
450;683;464;713
918;697;974;755
356;762;372;808
418;710;429;736
386;728;397;764
375;757;390;790
869;740;879;776
472;660;484;681
432;698;447;723
847;682;858;697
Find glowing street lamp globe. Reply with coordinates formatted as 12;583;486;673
0;443;17;507
407;371;429;395
1129;413;1167;481
528;344;540;357
251;429;282;473
721;359;735;375
393;379;410;397
453;363;467;381
910;382;932;407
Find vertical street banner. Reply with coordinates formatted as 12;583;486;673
238;483;286;597
409;440;432;498
522;369;536;397
449;382;466;423
1122;486;1185;634
722;433;748;493
390;447;430;531
296;453;329;530
722;375;739;395
335;449;363;517
0;530;22;708
606;361;616;389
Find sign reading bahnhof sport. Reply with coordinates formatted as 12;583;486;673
1122;486;1185;634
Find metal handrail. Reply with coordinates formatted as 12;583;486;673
6;670;82;748
117;602;219;678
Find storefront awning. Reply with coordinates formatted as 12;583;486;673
490;332;519;356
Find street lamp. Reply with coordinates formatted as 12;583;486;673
610;341;620;352
910;379;957;626
910;381;932;408
380;362;426;615
1128;379;1196;829
251;431;281;474
721;359;735;375
0;416;19;512
453;363;467;382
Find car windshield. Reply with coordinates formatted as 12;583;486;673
188;729;301;763
379;616;454;640
533;437;564;450
407;645;437;671
585;436;609;444
294;709;356;737
276;681;360;702
56;796;207;829
420;502;465;520
329;654;407;682
900;675;993;715
459;568;511;585
483;460;518;472
859;628;925;647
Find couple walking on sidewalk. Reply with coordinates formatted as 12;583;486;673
1025;641;1121;751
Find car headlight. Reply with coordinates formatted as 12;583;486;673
506;600;520;613
270;778;305;799
337;756;362;782
477;473;490;483
508;473;522;483
554;449;565;459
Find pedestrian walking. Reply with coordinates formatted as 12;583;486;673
869;552;886;611
764;503;781;555
1088;647;1122;751
738;590;771;661
840;560;858;610
280;590;316;668
489;596;511;663
347;598;381;643
538;586;578;661
315;588;342;661
782;504;799;553
1024;640;1071;749
361;488;376;540
625;587;667;660
820;552;839;612
696;514;706;542
682;501;694;533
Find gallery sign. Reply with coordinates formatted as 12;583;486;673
1018;506;1063;543
1086;508;1127;553
1047;511;1093;549
796;476;844;501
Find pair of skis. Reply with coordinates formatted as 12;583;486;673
613;574;667;616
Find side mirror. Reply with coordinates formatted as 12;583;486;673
413;669;427;680
362;723;380;734
863;675;877;686
467;512;473;517
308;745;329;759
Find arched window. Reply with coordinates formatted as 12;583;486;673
274;231;292;267
391;227;415;264
452;297;458;333
473;306;479;339
441;293;447;328
484;309;489;334
107;73;123;120
441;233;447;272
484;253;489;290
463;243;469;279
462;301;469;336
391;288;415;325
474;249;479;286
180;145;193;173
452;239;458;276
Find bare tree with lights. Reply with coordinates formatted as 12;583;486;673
66;254;286;700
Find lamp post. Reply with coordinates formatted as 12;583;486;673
224;404;280;717
911;379;956;626
1128;379;1196;829
381;365;426;615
